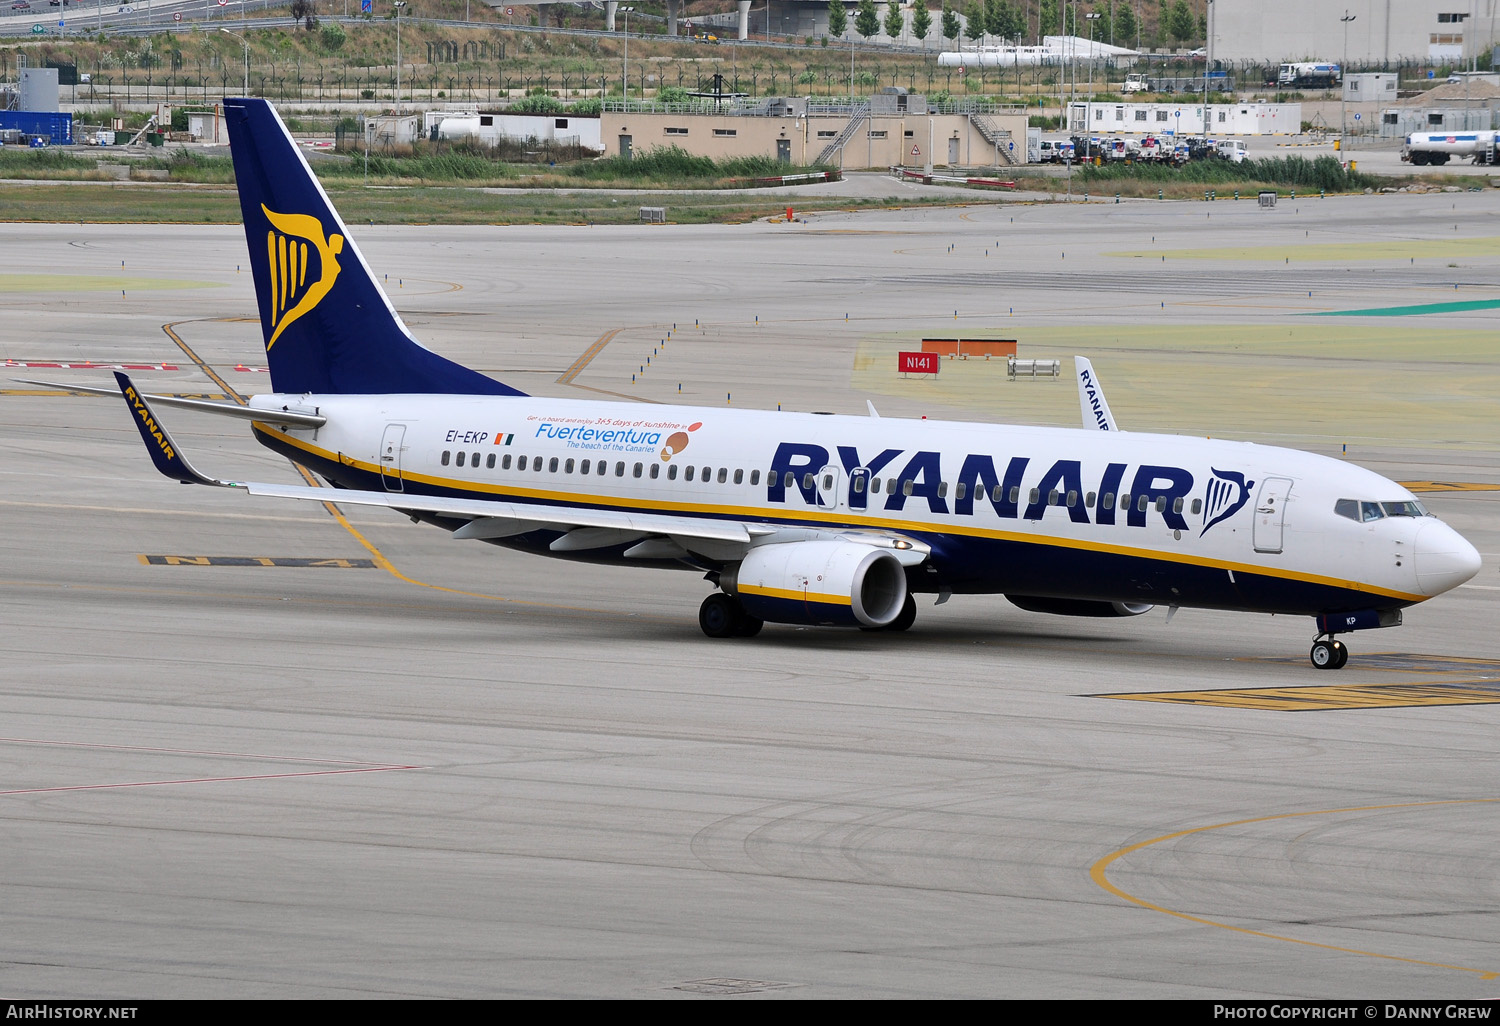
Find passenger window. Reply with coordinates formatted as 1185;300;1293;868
615;462;625;477
1138;495;1148;512
888;479;898;495
1029;488;1040;505
1191;498;1202;515
633;463;643;478
1103;492;1115;510
784;471;795;489
518;455;528;471
719;468;728;484
1155;497;1166;512
598;460;608;476
955;482;966;500
549;457;559;473
734;469;743;485
803;473;815;491
1067;490;1078;507
1172;497;1184;514
902;480;915;496
872;478;881;493
650;463;660;479
991;485;1004;502
457;451;466;468
472;452;479;467
535;459;543;472
669;464;679;481
703;467;712;483
750;470;760;486
441;450;451;466
487;453;496;469
1119;492;1130;510
1085;491;1095;508
1048;490;1059;506
1009;486;1020;504
937;481;948;499
854;476;866;494
822;473;833;490
686;466;696;482
565;459;575;474
579;459;590;474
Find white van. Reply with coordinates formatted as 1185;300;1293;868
1216;139;1249;163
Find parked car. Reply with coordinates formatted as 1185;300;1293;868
11;1;33;10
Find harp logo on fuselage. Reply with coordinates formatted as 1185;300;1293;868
262;204;344;350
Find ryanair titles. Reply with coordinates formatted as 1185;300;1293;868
768;441;1214;531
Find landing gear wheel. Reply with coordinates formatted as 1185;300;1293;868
699;593;741;639
886;594;917;632
733;614;764;638
1310;638;1345;670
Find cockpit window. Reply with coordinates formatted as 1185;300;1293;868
1336;498;1431;522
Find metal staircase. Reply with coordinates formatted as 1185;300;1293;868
815;102;870;166
969;113;1015;165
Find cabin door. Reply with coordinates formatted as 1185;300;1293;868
1253;477;1293;553
380;423;406;492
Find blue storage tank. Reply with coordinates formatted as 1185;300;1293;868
0;111;74;146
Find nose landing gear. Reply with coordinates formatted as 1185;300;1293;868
1310;636;1349;670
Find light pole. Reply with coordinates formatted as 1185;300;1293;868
1085;12;1100;95
394;1;407;112
220;28;249;95
1341;8;1355;147
619;6;634;98
1201;0;1215;150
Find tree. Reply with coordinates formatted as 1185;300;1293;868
1114;2;1137;47
963;0;985;42
1090;4;1111;44
1038;0;1057;36
1166;0;1195;45
941;3;960;44
855;0;881;40
827;0;847;38
911;2;933;43
884;1;904;40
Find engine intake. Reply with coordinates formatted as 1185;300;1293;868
723;541;908;628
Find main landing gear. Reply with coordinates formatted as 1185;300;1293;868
1309;636;1349;670
699;593;764;639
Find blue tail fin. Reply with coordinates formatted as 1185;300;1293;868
222;98;525;397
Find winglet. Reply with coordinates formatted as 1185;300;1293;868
114;372;228;486
1074;357;1118;432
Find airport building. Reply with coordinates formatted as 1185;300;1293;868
598;95;1029;169
1211;0;1500;64
1065;101;1302;137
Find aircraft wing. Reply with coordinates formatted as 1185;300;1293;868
111;372;930;564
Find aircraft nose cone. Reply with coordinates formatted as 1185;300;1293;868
1414;521;1482;597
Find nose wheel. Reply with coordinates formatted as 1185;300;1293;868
1310;636;1349;670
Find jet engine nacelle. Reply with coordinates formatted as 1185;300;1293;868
1007;595;1154;617
723;541;908;628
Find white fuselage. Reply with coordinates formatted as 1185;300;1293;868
248;393;1475;614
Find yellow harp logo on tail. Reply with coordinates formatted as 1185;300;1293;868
262;204;344;350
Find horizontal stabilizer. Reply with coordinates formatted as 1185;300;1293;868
15;378;326;428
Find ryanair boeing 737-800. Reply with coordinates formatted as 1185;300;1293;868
34;99;1480;668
